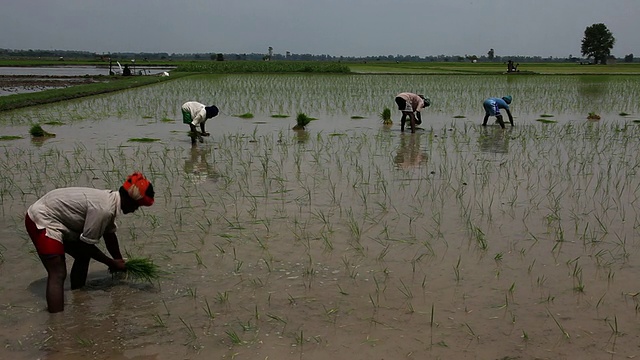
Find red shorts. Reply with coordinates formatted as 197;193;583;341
25;214;64;255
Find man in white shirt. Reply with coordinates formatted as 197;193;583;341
25;172;155;313
181;101;219;144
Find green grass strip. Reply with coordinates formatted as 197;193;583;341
175;60;350;73
0;73;192;112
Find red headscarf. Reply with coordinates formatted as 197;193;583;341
123;172;154;206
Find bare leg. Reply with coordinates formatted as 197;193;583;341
39;255;67;313
189;124;202;143
69;257;90;289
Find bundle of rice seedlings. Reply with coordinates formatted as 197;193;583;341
124;257;162;282
379;107;392;125
293;112;312;130
236;112;254;119
29;124;56;138
587;112;601;121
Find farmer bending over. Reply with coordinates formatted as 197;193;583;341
182;101;219;143
25;172;155;313
395;92;430;133
482;95;514;129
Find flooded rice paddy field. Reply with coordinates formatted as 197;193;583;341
1;74;640;359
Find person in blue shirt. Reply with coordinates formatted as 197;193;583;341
482;95;513;129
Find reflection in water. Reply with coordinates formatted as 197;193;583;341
35;271;160;360
478;127;511;154
30;136;56;147
184;145;219;183
293;129;310;143
394;132;428;169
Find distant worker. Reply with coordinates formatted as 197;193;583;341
482;95;514;129
394;92;430;133
122;64;132;76
181;101;219;144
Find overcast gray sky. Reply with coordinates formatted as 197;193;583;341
1;0;637;58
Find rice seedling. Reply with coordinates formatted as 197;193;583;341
179;316;198;344
162;299;170;315
216;291;229;304
295;329;305;347
547;310;570;339
453;255;462;283
152;313;166;327
266;313;288;332
202;297;215;319
361;335;379;347
605;315;622;351
536;118;557;123
330;284;347;298
43;121;65;125
271;114;289;118
318;304;338;325
75;336;96;347
398;278;413;299
124;257;163;282
464;323;479;342
186;287;197;299
234;259;244;274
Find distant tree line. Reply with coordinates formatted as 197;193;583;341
0;47;635;64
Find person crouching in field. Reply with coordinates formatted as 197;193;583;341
25;172;155;313
482;95;514;129
182;101;219;144
394;92;430;133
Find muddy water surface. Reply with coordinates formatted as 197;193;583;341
1;75;640;360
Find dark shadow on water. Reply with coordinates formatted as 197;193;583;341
27;270;157;299
478;127;511;154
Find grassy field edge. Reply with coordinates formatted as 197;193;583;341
0;73;193;112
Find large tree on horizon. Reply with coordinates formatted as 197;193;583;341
581;23;615;64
